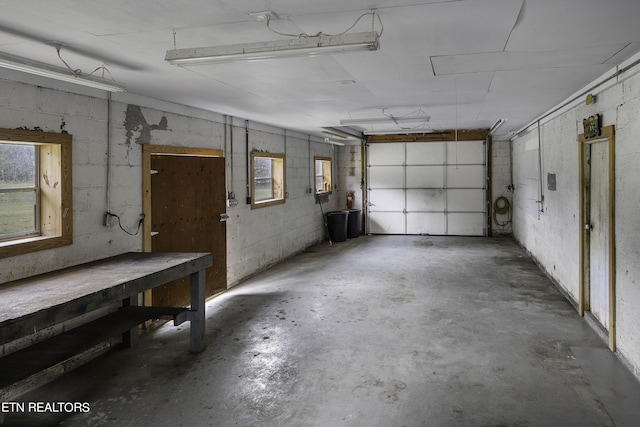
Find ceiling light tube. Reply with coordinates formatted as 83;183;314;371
489;119;505;135
340;115;430;125
165;31;380;65
0;52;126;92
322;127;363;140
321;131;348;139
363;129;435;136
322;137;345;146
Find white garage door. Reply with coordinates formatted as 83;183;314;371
366;141;486;236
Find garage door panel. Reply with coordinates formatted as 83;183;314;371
406;142;444;165
370;189;404;211
367;141;485;236
446;140;484;164
407;213;446;235
406;165;444;188
369;143;404;165
448;213;485;236
369;166;404;188
448;189;484;211
407;189;445;211
447;165;484;188
369;212;405;234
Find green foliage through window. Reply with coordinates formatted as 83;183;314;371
0;144;38;238
251;152;285;208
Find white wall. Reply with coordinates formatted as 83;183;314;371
339;143;364;212
0;75;341;287
511;53;640;378
491;139;513;235
225;121;340;285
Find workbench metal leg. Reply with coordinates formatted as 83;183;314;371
189;269;206;353
121;295;139;348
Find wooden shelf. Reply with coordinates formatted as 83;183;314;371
0;306;188;397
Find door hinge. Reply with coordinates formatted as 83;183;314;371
219;213;230;222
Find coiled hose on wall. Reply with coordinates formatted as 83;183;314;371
493;196;512;229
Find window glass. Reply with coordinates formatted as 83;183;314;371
0;129;72;258
0;144;37;239
251;152;285;208
314;157;332;194
254;157;274;201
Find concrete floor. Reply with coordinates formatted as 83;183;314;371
6;235;640;426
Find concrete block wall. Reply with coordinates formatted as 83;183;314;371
615;72;640;372
0;80;140;283
338;143;364;212
511;52;640;378
224;120;340;285
512;111;581;298
491;139;513;235
0;75;339;288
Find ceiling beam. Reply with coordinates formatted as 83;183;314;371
366;129;487;143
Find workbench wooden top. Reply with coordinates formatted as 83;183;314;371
0;252;212;328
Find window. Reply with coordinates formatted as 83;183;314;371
251;152;285;209
0;129;72;258
0;144;38;240
314;156;332;194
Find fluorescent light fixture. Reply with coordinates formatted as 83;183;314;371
323;137;345;146
0;51;126;92
363;129;436;136
489;119;505;135
165;31;380;65
340;115;430;126
322;127;363;140
322;131;348;139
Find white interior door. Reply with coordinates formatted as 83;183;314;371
367;141;486;236
589;140;609;330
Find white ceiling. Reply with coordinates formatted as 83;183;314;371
1;0;640;140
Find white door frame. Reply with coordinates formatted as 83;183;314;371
578;125;616;351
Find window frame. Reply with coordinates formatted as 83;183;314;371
314;156;332;195
0;129;72;259
250;151;286;209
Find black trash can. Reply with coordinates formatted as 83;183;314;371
345;209;361;238
326;211;348;242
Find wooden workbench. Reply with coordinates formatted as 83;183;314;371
0;252;212;403
0;251;212;353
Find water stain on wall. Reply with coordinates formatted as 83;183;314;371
124;104;168;145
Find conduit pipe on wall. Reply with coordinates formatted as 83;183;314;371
511;56;640;141
105;93;112;224
245;120;250;204
283;129;287;158
224;115;238;206
308;136;312;194
283;130;288;199
509;139;514;193
224;115;229;189
537;120;544;216
229;116;235;198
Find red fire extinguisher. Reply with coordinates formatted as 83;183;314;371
346;191;354;209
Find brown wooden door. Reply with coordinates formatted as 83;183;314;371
150;155;227;306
